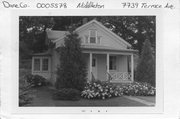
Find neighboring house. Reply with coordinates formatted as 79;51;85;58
32;19;137;85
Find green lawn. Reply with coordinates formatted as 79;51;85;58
24;86;155;107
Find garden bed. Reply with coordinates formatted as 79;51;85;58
81;81;155;100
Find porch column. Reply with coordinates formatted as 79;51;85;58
89;53;92;80
106;53;109;80
131;54;134;82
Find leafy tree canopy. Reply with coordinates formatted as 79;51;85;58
19;16;155;59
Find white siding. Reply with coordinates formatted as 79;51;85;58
116;55;128;72
78;24;127;49
51;49;60;84
97;54;107;81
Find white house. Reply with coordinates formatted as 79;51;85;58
31;19;137;84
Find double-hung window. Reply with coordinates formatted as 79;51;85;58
84;30;101;44
89;30;96;43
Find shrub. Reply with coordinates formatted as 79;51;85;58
19;75;35;106
81;81;123;99
19;89;34;106
26;74;47;87
55;31;87;91
81;81;155;99
120;82;156;96
52;88;81;101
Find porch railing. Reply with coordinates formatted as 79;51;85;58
108;71;131;81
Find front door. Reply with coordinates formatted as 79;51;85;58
92;56;97;79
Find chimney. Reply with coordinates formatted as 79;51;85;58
82;18;88;24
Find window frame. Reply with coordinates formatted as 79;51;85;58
109;56;117;70
32;57;50;72
92;58;96;67
42;58;49;71
89;29;97;44
33;58;41;71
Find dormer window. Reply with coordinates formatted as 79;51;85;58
89;30;96;43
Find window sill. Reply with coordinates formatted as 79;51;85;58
82;43;101;45
32;71;50;73
109;70;117;72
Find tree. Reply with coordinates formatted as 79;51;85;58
19;16;54;59
19;16;156;58
135;39;155;86
96;16;156;54
55;29;87;91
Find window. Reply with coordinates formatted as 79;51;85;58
109;56;116;70
92;58;96;67
42;58;49;71
33;57;50;72
89;30;96;43
34;59;40;71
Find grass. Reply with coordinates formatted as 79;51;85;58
19;67;155;107
24;86;154;107
19;68;155;107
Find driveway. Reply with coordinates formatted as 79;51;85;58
24;86;155;107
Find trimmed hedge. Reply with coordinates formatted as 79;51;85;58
52;88;81;101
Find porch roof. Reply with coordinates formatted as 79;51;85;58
32;50;52;56
81;45;138;53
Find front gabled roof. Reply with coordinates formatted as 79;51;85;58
75;19;131;47
46;19;132;48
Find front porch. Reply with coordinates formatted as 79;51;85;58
83;51;134;83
